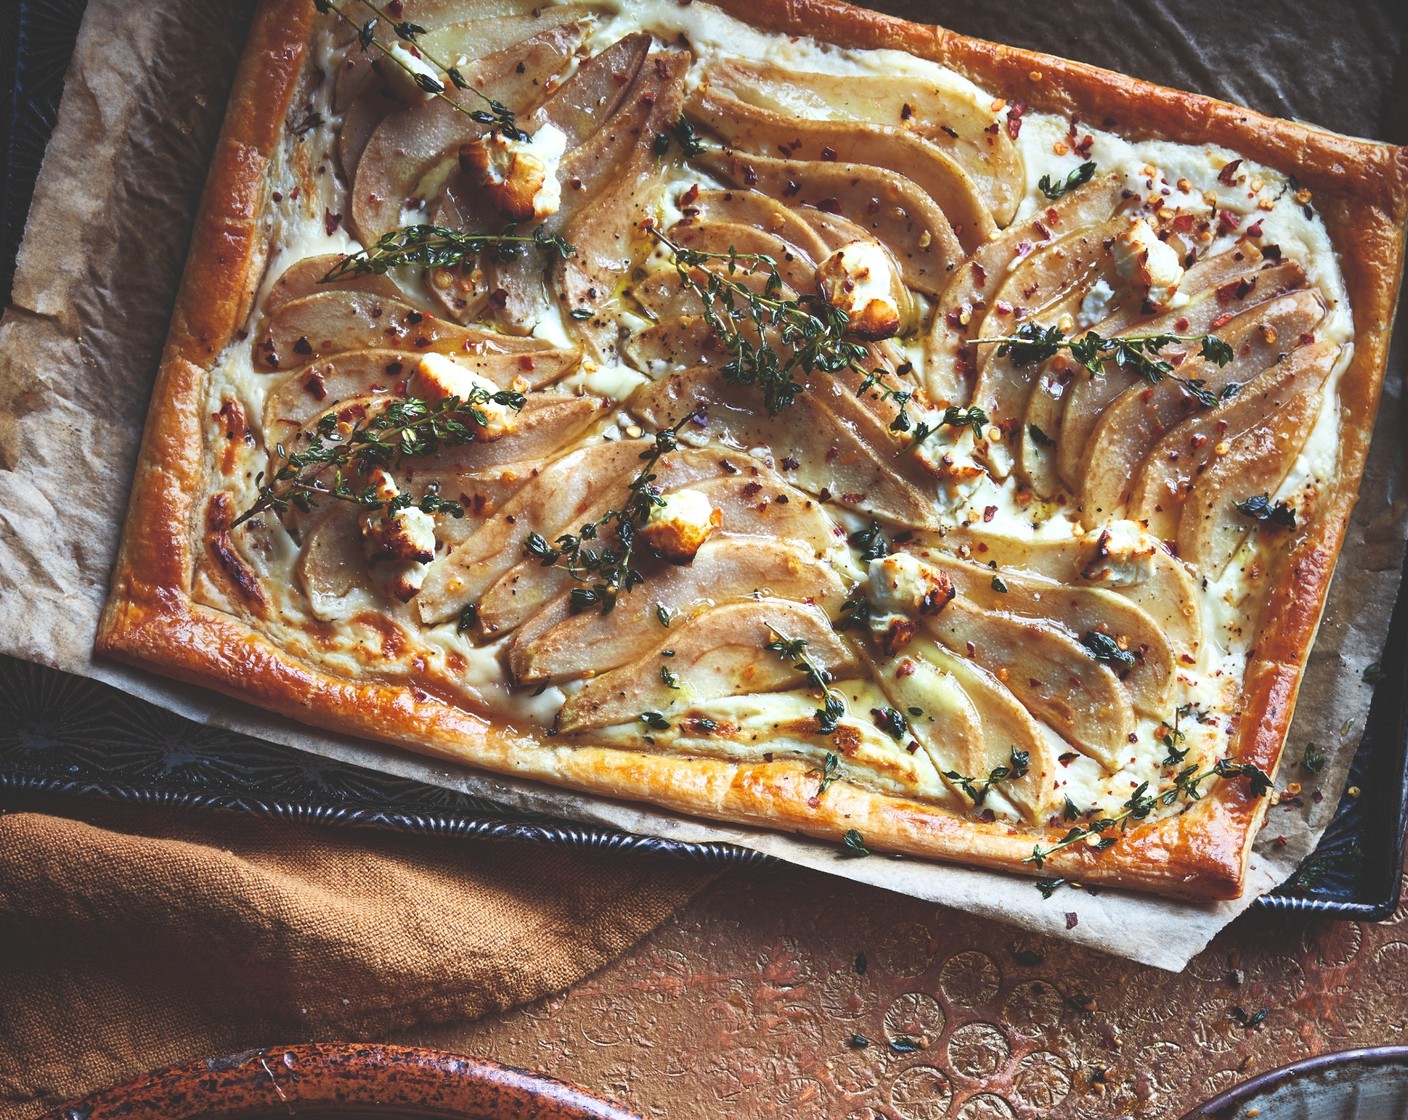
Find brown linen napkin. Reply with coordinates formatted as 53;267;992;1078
0;802;717;1120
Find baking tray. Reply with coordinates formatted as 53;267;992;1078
2;0;1404;916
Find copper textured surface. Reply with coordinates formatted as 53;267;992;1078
42;1043;642;1120
396;855;1408;1118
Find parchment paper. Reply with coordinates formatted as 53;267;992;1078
1;0;1404;971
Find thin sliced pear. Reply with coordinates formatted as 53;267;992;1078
536;31;652;151
628;367;943;529
554;51;690;361
1079;289;1327;519
350;24;584;242
701;60;1022;224
687;85;995;253
1056;257;1307;487
869;555;1134;767
296;504;374;622
924;174;1128;405
694;148;961;296
255;290;557;372
907;548;1175;715
264;255;404;314
261;347;577;448
1177;343;1341;576
681;189;833;262
337;90;397;182
556;599;858;733
1131;339;1340;534
916;527;1202;663
507;537;849;682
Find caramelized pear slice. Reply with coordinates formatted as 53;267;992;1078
917;526;1202;662
906;548;1175;715
629;367;943;529
924;174;1128;405
536;31;651;151
687;85;995;253
1131;339;1340;534
1176;342;1341;576
1055;257;1307;488
554;51;690;360
255;290;557;372
695;148;961;296
681;189;833;262
350;23;583;242
296;504;374;622
264;255;404;314
507;537;848;682
870;555;1133;768
1078;288;1327;519
700;60;1022;224
556;599;858;734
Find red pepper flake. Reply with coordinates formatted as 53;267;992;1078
1006;101;1027;140
1065;912;1079;929
742;162;759;187
1218;208;1242;234
1172;212;1195;232
896;659;916;678
817;197;842;214
1245;219;1264;239
303;371;327;401
1217;159;1243;186
820;145;837;161
680;182;700;207
324;208;342;235
983;505;997;523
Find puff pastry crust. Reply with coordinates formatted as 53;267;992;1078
99;0;1408;900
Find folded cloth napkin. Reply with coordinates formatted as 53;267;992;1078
0;802;716;1120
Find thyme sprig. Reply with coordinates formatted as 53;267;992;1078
321;224;573;282
1024;758;1273;869
943;747;1031;807
315;0;526;138
978;322;1235;409
523;417;695;614
910;404;991;448
766;634;848;734
1234;493;1298;529
651;229;917;426
233;392;523;528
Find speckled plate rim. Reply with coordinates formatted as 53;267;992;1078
43;1042;642;1120
1179;1045;1408;1119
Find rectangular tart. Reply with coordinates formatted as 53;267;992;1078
98;0;1408;900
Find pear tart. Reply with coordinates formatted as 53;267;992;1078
99;0;1408;900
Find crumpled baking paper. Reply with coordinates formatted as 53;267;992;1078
0;0;1403;970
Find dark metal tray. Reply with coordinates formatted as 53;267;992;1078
3;0;1404;916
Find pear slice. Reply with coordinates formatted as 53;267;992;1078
669;219;818;294
556;599;858;734
905;547;1175;715
681;189;833;262
506;537;849;682
916;526;1202;663
535;31;652;151
337;90;398;182
924;174;1128;405
417;441;741;625
1079;288;1327;519
264;255;405;314
296;504;375;622
628;367;943;529
1055;257;1307;488
700;60;1022;224
694;148;961;296
687;84;996;253
870;554;1133;768
490;468;849;644
1131;339;1340;535
255;290;559;372
1176;341;1341;576
553;51;690;361
349;23;584;243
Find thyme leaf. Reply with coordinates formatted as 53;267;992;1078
1024;758;1272;868
321;224;572;281
1081;629;1136;675
944;746;1031;807
1037;160;1096;200
233;392;521;528
840;828;871;858
1234;493;1297;529
767;634;849;735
